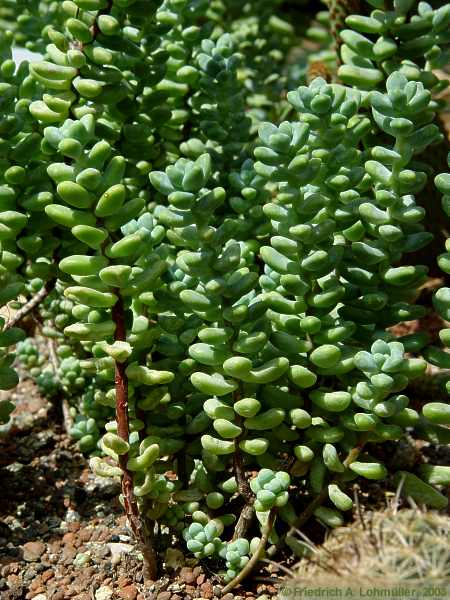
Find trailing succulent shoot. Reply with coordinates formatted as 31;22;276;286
337;1;450;92
419;153;450;457
0;29;49;422
2;0;450;591
310;0;450;93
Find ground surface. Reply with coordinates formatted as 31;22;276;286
0;380;280;600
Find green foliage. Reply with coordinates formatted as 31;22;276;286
183;520;223;558
1;0;450;586
219;537;260;582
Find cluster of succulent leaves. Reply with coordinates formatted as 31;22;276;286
1;0;450;584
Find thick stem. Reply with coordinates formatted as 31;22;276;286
4;278;55;330
112;292;158;581
233;504;254;540
221;508;276;595
327;0;362;66
232;412;255;540
233;444;253;503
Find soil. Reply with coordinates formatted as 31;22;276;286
0;380;281;600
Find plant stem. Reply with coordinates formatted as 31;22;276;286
221;508;276;595
4;278;55;330
111;292;158;581
232;411;255;540
233;442;253;502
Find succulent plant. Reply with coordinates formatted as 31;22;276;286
2;0;450;590
183;520;223;559
219;536;261;582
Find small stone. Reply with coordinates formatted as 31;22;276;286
79;529;92;543
23;542;46;562
118;584;138;600
30;579;43;591
95;586;113;600
180;567;196;585
63;532;76;545
107;542;133;566
196;574;205;585
32;595;47;600
222;594;235;600
41;570;54;583
200;582;214;599
62;544;77;562
156;592;172;600
65;509;80;523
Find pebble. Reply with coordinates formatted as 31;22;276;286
62;533;77;546
180;567;196;584
32;595;47;600
41;570;54;583
200;582;214;599
62;544;77;563
118;584;138;600
95;586;113;600
65;509;80;523
156;592;172;600
107;542;133;566
23;541;46;562
78;529;92;543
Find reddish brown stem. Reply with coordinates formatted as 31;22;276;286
232;445;255;540
112;292;157;581
232;411;255;540
233;446;253;503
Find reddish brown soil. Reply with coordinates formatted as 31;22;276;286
0;381;280;600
